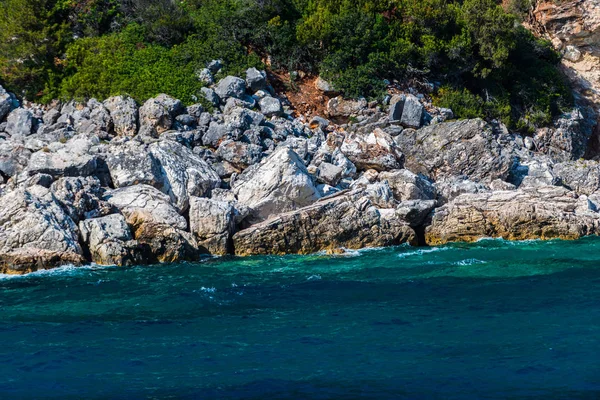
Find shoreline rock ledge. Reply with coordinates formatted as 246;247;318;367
2;66;600;273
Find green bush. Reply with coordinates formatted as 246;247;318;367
0;0;573;132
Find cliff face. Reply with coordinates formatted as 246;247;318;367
528;0;600;155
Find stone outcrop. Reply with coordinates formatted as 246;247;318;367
426;186;600;244
79;214;143;266
233;190;417;256
189;197;235;255
340;128;404;171
148;140;221;210
103;95;138;136
0;187;85;273
232;147;320;223
394;119;513;182
2;58;600;273
104;185;196;263
529;0;600;158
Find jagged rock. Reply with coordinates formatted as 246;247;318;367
315;77;337;95
42;108;60;125
105;141;161;188
327;97;367;117
26;173;53;188
79;214;143;266
233;190;416;256
148;140;221;210
104;185;196;263
224;107;264;130
201;87;220;106
365;181;396;208
396;200;436;226
394;119;513;182
378;170;436;201
340;128;404;171
88;105;113;135
434;177;490;204
0;141;32;177
316;162;343;186
51;176;114;223
202;121;237;148
259;96;284;117
232;147;321;223
189;197;235;255
511;158;560;188
553;159;600;195
246;68;267;92
103;96;138;136
216;140;263;169
139;95;181;136
0;86;11;121
389;94;424;128
197;68;214;85
0;187;84;274
207;59;223;74
26;144;98;179
5;109;34;137
533;109;595;161
215;76;247;101
426;186;600;245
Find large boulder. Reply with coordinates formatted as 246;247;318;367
103;96;138;136
79;214;143;266
340;128;404;171
553;159;600;195
246;68;267;92
104;185;197;263
426;186;600;245
0;86;12;121
258;96;284;117
25;139;102;180
0;187;84;274
394;119;513;182
378;169;436;201
189;197;235;255
5;108;34;137
104;141;162;188
138;94;183;137
50;176;114;223
0;141;32;177
216;140;263;169
215;76;247;101
327;96;367;118
232;147;321;223
389;94;424;128
233;190;417;256
533;109;595;162
148;140;221;210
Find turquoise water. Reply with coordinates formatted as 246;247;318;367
1;239;600;399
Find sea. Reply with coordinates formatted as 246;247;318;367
1;237;599;399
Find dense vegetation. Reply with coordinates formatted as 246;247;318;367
0;0;572;132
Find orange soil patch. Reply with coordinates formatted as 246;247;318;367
268;70;333;120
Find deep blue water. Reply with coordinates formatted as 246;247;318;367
1;238;600;399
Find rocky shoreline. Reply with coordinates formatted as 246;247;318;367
1;62;600;274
